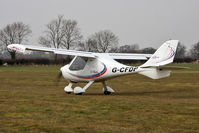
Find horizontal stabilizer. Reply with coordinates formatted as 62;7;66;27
139;68;171;79
141;66;189;70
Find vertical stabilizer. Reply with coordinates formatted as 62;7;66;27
141;40;179;68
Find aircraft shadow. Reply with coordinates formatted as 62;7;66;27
84;88;194;97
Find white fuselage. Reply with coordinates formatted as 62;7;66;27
61;55;141;82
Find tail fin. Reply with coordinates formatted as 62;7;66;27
138;40;179;79
141;40;179;68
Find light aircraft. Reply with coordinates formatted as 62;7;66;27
7;40;179;95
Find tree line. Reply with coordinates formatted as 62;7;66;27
0;15;199;64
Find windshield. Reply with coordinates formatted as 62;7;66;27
69;57;88;71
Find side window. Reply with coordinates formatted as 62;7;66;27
69;57;88;71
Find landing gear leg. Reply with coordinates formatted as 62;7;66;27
64;82;73;94
102;81;115;95
74;81;94;95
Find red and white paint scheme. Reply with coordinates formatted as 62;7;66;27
8;40;179;95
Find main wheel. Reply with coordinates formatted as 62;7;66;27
76;93;83;95
65;92;71;94
104;91;111;95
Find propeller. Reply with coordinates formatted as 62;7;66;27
56;71;63;84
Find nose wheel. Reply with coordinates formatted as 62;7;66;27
64;82;73;94
74;81;94;95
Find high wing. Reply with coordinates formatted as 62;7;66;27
7;44;152;60
7;44;96;58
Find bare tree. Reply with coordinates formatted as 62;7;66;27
0;22;32;60
141;47;156;54
118;44;140;53
39;15;82;49
190;42;199;59
109;47;119;53
75;39;98;52
90;30;119;53
175;43;186;58
76;42;86;51
39;15;65;49
118;45;131;53
130;44;139;51
61;20;83;49
38;36;52;47
84;38;98;52
39;15;82;60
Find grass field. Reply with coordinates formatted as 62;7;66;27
0;64;199;133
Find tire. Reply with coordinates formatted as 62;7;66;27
104;91;111;95
76;93;83;95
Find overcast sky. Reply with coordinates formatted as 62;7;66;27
0;0;199;49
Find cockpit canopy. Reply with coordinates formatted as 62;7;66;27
69;56;88;71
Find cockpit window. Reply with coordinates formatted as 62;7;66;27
69;57;88;71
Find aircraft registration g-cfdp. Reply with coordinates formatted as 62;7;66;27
8;40;182;95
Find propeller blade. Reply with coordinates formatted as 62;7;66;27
56;71;62;83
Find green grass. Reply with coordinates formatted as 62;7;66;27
0;64;199;133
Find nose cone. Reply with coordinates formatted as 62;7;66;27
60;66;65;79
7;44;14;51
7;44;26;53
60;65;70;80
60;66;64;72
61;65;69;72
